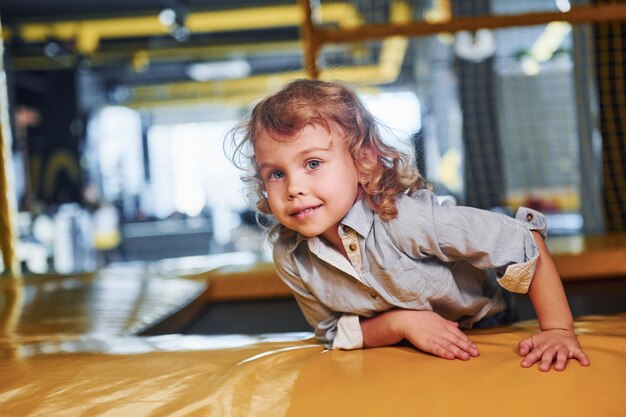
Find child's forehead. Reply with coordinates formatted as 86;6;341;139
253;123;349;157
255;120;344;143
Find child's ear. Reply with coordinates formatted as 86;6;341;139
257;191;273;215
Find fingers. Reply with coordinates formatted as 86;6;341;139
432;328;479;361
435;341;470;360
538;348;558;372
433;344;456;360
446;327;480;357
401;311;478;361
518;337;534;357
406;329;478;361
520;345;559;371
572;349;591;367
520;345;543;368
553;347;569;371
520;342;591;371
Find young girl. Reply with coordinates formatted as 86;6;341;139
228;78;590;372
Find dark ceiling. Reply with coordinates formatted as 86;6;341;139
0;1;292;21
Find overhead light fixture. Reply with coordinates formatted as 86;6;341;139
530;21;571;62
520;56;540;76
158;8;177;27
171;25;190;42
453;29;497;63
555;0;571;13
521;21;572;76
158;0;189;42
43;40;73;58
186;59;252;82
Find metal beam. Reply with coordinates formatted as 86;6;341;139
315;3;626;45
299;0;320;79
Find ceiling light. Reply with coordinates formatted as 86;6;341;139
158;8;177;27
171;26;190;42
521;56;540;76
186;59;252;81
43;41;67;57
453;30;496;62
530;22;571;62
555;0;571;13
158;2;189;42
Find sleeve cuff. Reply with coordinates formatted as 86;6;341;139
515;207;547;239
497;255;538;294
331;314;363;350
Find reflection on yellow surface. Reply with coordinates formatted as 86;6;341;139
0;278;24;359
1;315;625;416
0;269;206;338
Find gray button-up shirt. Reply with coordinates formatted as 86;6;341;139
273;190;547;350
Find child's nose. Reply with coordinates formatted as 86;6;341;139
287;177;307;199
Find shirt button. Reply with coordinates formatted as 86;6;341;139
370;292;378;299
526;213;534;221
349;243;357;251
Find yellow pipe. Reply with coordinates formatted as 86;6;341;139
6;3;361;54
4;0;407;106
425;0;452;24
0;23;20;277
129;66;396;105
130;71;308;103
126;85;382;109
10;40;303;72
128;1;411;107
373;0;411;82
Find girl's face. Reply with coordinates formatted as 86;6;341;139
255;123;360;244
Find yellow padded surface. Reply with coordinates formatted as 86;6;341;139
1;314;625;417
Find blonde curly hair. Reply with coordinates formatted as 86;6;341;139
227;78;426;239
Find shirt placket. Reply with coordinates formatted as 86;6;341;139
339;229;382;302
307;230;384;304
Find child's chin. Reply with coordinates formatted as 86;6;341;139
298;230;319;238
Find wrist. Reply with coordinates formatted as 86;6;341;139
540;323;574;332
361;309;410;348
388;309;411;339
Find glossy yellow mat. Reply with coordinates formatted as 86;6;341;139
2;314;625;417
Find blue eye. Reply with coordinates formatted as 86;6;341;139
307;160;321;169
268;170;284;180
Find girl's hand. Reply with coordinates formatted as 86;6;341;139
400;310;480;360
518;329;590;371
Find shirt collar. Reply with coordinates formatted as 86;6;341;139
341;198;374;238
284;198;374;253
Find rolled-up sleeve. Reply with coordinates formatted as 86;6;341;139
497;207;548;293
387;191;548;294
332;314;363;350
273;243;363;349
514;206;547;238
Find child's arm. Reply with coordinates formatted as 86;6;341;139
517;231;591;371
361;309;480;360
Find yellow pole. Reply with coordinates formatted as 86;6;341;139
0;18;20;277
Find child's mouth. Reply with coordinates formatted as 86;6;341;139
290;205;321;219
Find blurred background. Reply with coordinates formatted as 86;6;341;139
0;0;625;276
